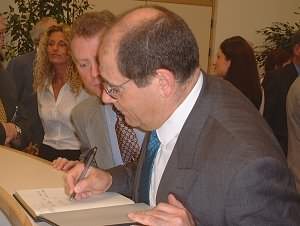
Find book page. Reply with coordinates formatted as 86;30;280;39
15;187;134;216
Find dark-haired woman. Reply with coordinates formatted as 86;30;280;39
214;36;263;112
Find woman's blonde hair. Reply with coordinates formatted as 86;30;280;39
33;24;82;94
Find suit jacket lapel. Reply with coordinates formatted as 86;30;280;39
156;74;212;203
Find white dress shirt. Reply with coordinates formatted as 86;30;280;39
149;72;203;206
38;81;89;150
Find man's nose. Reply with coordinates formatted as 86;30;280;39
52;44;59;51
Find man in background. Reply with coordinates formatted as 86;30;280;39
0;15;30;149
65;6;300;226
53;11;144;170
263;30;300;155
287;77;300;192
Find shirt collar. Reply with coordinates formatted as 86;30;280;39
157;71;203;145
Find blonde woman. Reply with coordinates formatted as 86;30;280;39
33;24;89;161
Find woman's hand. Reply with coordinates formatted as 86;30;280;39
52;157;79;171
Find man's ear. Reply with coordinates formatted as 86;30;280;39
154;69;176;97
294;43;300;57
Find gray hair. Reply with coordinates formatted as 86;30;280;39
30;17;57;46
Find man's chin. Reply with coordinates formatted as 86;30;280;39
124;117;138;128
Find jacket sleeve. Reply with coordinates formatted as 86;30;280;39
226;158;300;225
0;69;30;149
11;103;30;149
108;162;137;198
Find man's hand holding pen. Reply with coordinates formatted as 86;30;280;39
69;147;97;200
65;147;113;200
65;162;112;200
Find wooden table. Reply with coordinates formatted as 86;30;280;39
0;145;64;226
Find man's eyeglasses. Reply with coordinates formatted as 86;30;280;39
102;79;131;99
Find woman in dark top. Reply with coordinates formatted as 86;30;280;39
0;56;29;149
214;36;262;110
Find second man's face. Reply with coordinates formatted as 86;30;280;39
71;35;102;97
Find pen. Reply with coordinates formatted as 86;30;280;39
69;146;97;200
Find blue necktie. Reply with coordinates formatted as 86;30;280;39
138;131;160;204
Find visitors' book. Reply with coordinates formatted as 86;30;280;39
13;187;149;226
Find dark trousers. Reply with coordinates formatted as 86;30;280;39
38;143;80;162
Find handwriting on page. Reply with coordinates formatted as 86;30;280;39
25;188;74;215
38;189;69;209
17;187;135;216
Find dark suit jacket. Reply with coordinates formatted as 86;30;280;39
287;77;300;191
108;74;300;226
7;51;44;145
8;51;35;101
0;69;29;147
262;63;298;155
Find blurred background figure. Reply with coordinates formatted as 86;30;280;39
30;17;58;48
214;36;263;112
287;77;300;192
7;17;57;151
263;30;300;155
33;24;89;161
0;51;29;149
264;48;291;74
262;47;291;94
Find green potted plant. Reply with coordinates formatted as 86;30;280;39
4;0;92;61
255;6;300;70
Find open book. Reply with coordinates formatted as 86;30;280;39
14;187;149;226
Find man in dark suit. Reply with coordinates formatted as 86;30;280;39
7;50;43;146
7;17;57;146
0;67;29;148
287;77;300;192
65;6;300;226
263;30;300;155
